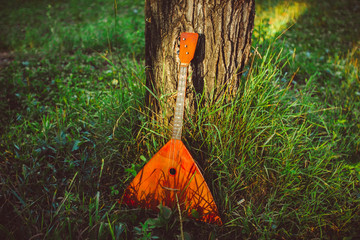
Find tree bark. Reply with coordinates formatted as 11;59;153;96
145;0;255;128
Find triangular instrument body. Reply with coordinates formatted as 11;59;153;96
123;139;222;225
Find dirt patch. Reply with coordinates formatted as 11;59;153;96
0;52;14;68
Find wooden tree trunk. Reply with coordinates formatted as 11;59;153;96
145;0;255;128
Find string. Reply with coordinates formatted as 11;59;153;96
165;63;189;207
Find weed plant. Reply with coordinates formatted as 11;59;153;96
0;0;359;239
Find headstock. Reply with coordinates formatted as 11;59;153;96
178;32;199;65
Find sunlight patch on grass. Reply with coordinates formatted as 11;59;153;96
255;1;309;40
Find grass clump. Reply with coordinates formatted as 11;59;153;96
183;44;359;238
1;0;359;239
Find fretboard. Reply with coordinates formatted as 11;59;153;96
172;65;188;139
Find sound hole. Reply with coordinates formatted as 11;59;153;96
169;168;176;175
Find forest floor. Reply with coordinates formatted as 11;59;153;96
1;0;359;239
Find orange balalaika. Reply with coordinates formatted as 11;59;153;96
122;32;222;225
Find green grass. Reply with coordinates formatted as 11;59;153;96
1;0;359;239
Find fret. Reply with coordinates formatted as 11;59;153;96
172;66;188;140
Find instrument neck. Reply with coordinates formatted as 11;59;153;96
172;64;189;140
